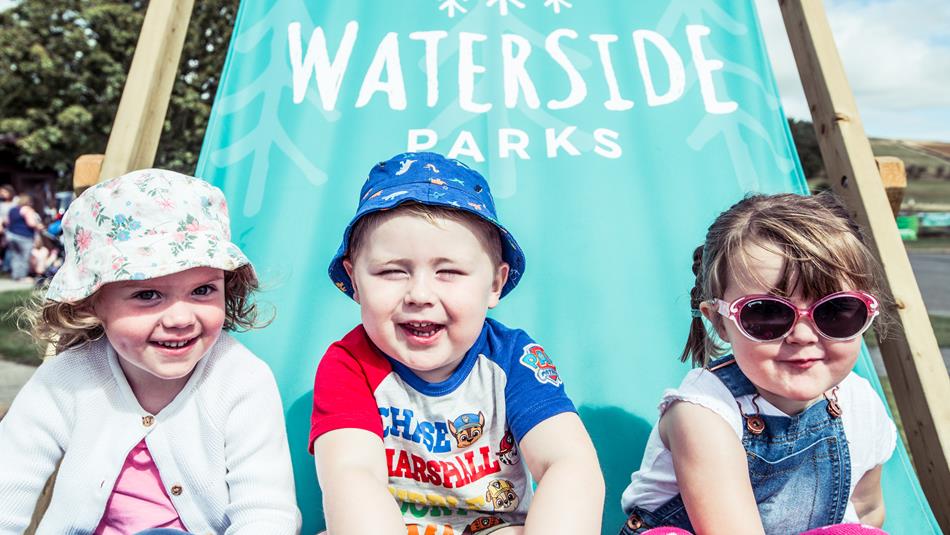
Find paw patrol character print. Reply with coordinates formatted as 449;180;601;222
486;479;519;512
519;343;562;387
448;411;485;448
463;516;505;535
496;431;519;465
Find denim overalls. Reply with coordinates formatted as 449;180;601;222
620;357;851;534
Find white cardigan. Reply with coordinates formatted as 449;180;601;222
0;333;301;534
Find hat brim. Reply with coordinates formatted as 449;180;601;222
328;183;525;300
46;231;252;303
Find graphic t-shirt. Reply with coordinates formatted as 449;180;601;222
311;318;576;534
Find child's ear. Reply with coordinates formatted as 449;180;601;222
487;262;509;309
698;300;730;342
342;259;360;304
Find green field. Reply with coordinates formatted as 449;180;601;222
903;178;950;205
904;236;950;251
870;139;950;170
0;290;43;365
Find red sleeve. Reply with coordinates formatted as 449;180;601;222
309;326;393;453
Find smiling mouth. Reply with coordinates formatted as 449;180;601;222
151;336;198;350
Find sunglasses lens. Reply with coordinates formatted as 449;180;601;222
813;295;869;339
739;299;796;341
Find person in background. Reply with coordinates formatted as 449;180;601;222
0;184;17;275
5;192;43;282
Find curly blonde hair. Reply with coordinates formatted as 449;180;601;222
20;264;263;354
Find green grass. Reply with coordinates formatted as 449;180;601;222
0;290;43;366
870;139;950;169
904;236;950;251
904;178;950;205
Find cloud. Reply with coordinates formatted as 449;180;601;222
754;0;950;140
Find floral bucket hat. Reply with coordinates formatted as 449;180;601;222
328;152;526;299
46;169;251;303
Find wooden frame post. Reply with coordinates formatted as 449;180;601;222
780;0;950;529
98;0;195;182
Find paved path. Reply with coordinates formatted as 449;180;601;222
0;278;34;292
909;252;950;316
0;279;37;414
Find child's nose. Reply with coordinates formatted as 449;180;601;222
404;275;435;306
784;315;820;344
161;301;197;329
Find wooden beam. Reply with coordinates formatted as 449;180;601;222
779;0;950;529
875;156;906;217
72;153;104;195
99;0;195;182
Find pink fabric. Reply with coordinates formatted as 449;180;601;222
94;439;186;535
799;524;888;535
640;525;887;535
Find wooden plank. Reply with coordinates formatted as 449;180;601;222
779;0;950;529
99;0;195;181
73;153;104;194
875;156;906;217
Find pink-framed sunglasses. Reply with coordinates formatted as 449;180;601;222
713;290;879;342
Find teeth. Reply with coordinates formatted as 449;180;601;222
404;322;441;336
157;339;189;348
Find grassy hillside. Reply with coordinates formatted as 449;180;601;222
806;139;950;206
870;139;950;170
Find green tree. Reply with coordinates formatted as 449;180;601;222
787;118;825;180
0;0;238;186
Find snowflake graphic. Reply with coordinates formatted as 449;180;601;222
544;0;572;14
486;0;525;16
201;2;332;217
439;0;468;18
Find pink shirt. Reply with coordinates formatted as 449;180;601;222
95;439;186;534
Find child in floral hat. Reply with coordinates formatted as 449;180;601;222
311;152;604;535
0;169;300;533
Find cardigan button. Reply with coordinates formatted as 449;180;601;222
170;484;183;496
142;415;155;427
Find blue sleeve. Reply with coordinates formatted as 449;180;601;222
491;321;576;444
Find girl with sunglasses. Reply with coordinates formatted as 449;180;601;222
618;193;896;535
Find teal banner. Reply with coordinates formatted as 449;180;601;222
196;1;937;533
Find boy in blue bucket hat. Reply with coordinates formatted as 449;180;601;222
310;152;604;535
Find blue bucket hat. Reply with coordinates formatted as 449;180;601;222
328;152;525;299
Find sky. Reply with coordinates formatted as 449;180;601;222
755;0;950;142
1;0;948;141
